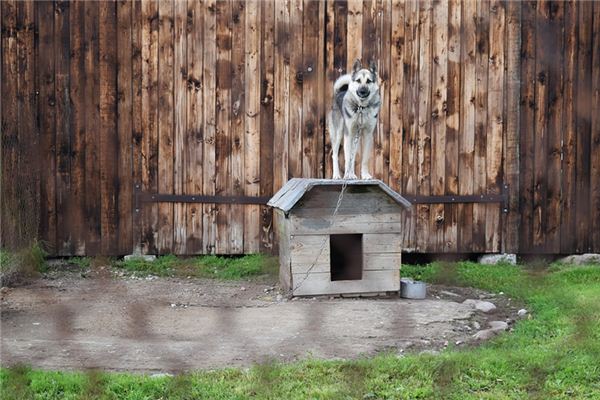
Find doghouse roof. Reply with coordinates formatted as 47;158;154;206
268;178;412;213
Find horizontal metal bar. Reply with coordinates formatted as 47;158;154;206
136;192;271;205
406;194;506;204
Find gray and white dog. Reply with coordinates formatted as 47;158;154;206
328;59;381;180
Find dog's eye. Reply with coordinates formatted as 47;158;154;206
366;79;372;84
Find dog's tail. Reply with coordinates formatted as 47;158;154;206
333;74;352;96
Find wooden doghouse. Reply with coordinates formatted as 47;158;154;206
268;179;412;296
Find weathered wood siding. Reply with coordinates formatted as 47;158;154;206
2;0;599;255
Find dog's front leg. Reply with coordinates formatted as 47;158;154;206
361;127;375;180
343;126;358;180
331;122;343;180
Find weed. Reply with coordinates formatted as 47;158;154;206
67;257;92;269
0;241;48;286
193;254;278;280
114;254;180;277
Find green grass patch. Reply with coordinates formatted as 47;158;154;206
0;241;48;285
112;254;277;280
2;261;600;399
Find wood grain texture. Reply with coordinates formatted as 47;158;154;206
591;1;600;252
244;0;261;253
185;0;204;254
173;0;187;254
458;0;476;252
5;0;599;256
36;1;57;250
117;0;133;255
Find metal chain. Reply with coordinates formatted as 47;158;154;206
293;179;349;292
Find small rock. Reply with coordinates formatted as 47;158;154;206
150;373;173;379
478;253;517;265
32;322;40;326
443;340;449;347
517;309;528;317
473;321;481;330
488;320;509;331
557;253;600;265
170;303;176;308
473;329;498;340
455;340;463;345
276;294;283;302
463;299;497;313
439;290;461;298
124;254;157;262
240;286;246;291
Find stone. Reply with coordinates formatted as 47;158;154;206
124;254;156;262
478;253;517;265
488;321;509;331
517;309;528;317
463;299;497;313
557;253;600;265
473;329;498;341
473;321;481;330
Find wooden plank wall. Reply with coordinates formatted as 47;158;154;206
1;0;599;256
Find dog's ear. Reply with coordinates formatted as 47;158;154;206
352;59;362;73
369;59;377;75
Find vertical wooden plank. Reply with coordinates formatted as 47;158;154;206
416;0;432;252
324;0;335;180
288;0;303;178
458;0;476;253
503;0;521;254
185;0;204;254
301;0;319;179
560;0;577;254
173;0;187;254
401;0;419;250
117;0;133;255
591;2;600;252
273;0;290;191
575;1;593;252
532;0;549;251
389;0;404;193
347;0;363;171
215;0;231;254
131;0;143;253
519;0;536;253
202;0;217;254
37;1;57;251
54;0;71;255
68;0;86;255
444;0;461;253
472;0;489;253
260;0;276;253
485;0;504;253
347;0;363;69
157;0;174;254
244;0;260;253
545;0;564;253
376;0;392;183
16;1;38;249
140;0;159;254
430;0;448;252
99;0;119;255
84;1;102;254
230;0;245;254
1;1;17;248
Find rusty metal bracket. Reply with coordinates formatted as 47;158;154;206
405;184;509;213
134;183;271;213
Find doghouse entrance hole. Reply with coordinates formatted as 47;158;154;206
330;234;363;281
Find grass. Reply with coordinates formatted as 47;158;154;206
1;261;599;399
113;254;278;280
0;241;48;285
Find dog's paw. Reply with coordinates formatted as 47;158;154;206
332;173;342;180
361;172;373;180
343;172;358;180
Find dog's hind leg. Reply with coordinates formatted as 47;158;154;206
360;128;375;180
329;113;343;179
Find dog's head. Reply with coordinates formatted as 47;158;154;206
350;59;378;100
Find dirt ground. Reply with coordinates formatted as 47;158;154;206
0;268;519;373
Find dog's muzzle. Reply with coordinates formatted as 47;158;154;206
357;87;370;98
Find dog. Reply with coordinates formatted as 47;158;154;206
328;59;381;180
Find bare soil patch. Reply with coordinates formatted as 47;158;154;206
1;269;519;373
